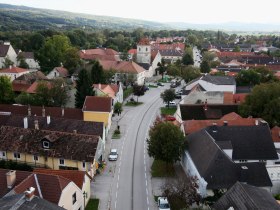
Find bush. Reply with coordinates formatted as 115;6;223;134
0;160;32;171
114;129;120;135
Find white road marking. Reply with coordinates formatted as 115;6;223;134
146;180;147;186
118;175;120;181
115;201;117;209
116;192;118;198
117;182;119;189
118;168;120;174
145;173;147;179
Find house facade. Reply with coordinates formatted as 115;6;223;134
17;51;40;69
0;43;17;68
47;67;69;79
0;66;30;81
93;83;123;105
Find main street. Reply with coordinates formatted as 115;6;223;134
92;84;167;210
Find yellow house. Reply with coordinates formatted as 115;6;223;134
82;96;113;134
0;125;104;177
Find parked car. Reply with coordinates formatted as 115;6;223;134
164;101;176;107
157;82;164;86
165;115;176;121
108;149;118;161
158;197;170;210
143;85;149;91
175;94;181;99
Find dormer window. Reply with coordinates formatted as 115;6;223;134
59;159;65;165
43;141;50;149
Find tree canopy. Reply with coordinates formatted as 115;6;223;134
90;60;105;84
182;53;194;66
75;69;94;108
156;59;167;79
200;60;210;73
147;120;185;164
161;89;176;108
181;66;201;83
0;76;14;104
239;82;280;126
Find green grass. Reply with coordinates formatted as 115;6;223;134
161;107;177;115
85;199;99;210
112;134;121;139
125;101;143;106
151;160;175;177
148;84;158;88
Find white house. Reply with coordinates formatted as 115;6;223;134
17;52;40;69
47;67;69;79
0;66;30;81
0;42;17;68
93;83;123;105
184;74;236;93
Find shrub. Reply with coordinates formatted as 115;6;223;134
114;129;120;135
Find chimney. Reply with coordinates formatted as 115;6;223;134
6;170;16;189
61;107;64;117
23;117;28;129
28;105;31;117
255;119;259;125
25;187;35;201
98;83;101;89
34;120;39;130
223;121;228;126
9;65;12;69
73;130;77;134
42;106;45;117
47;116;51;125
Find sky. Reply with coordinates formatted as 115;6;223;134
1;0;280;24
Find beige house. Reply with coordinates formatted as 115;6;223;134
93;83;123;104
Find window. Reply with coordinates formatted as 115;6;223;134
0;151;5;158
72;192;77;205
14;153;20;159
239;160;247;163
59;159;65;165
146;47;148;51
43;141;50;149
33;155;39;161
82;161;86;169
138;47;141;51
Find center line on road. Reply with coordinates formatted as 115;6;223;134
118;175;119;181
115;201;117;209
118;168;120;174
116;191;118;198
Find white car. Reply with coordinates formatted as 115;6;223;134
158;197;170;210
108;149;118;161
164;101;176;107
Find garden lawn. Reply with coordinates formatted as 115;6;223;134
85;199;99;210
151;160;175;177
161;107;177;115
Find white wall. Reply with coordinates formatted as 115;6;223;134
199;80;236;94
0;71;28;81
151;52;162;76
181;150;208;197
47;69;59;79
136;45;151;64
82;174;92;206
25;58;40;69
58;182;84;210
136;71;145;85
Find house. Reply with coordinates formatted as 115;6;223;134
82;96;113;134
213;182;280;210
79;48;119;61
93;83;123;105
154;49;183;64
0;66;30;81
182;125;276;197
176;103;239;122
184;74;236;94
0;114;106;161
272;126;280;149
0;42;17;68
34;168;92;208
0;125;103;177
98;60;146;85
0;169;85;210
183;113;261;135
12;71;48;93
0;193;64;210
17;51;40;69
47;67;69;79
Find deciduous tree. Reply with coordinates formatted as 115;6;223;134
160;89;176;108
90;60;105;84
0;76;14;103
200;60;210;73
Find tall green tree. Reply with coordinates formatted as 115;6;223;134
236;69;261;86
17;54;29;69
156;59;167;80
200;60;210;73
90;60;104;84
114;102;123;116
50;78;69;107
161;89;176;108
34;81;52;106
133;84;145;102
239;82;280;126
3;57;14;68
181;66;201;83
0;76;14;104
147;120;185;164
37;35;74;73
15;92;35;105
75;69;94;108
182;53;194;65
63;47;80;75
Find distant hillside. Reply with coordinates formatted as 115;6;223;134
0;3;172;31
166;22;280;32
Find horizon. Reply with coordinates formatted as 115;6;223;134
1;0;280;25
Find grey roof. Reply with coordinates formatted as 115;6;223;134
159;49;183;57
205;125;278;160
201;74;236;85
213;182;280;210
187;128;272;189
18;52;35;59
137;63;151;70
0;194;64;210
0;114;104;138
0;45;9;57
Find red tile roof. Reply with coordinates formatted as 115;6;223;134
25;81;52;94
151;43;185;51
79;48;118;61
138;38;150;45
0;66;28;74
54;67;69;77
12;83;31;92
271;126;280;143
99;60;145;74
233;93;248;103
223;92;234;104
184;117;259;134
128;49;137;54
83;96;112;112
0;104;83;120
216;52;256;58
93;84;119;96
33;168;92;190
221;112;242;121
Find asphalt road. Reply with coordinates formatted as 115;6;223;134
108;85;167;210
193;46;202;68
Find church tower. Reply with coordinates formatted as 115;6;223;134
136;38;151;64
